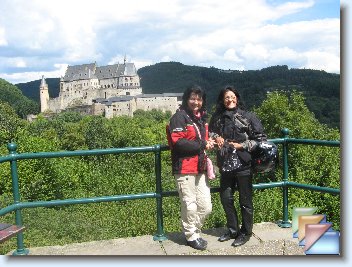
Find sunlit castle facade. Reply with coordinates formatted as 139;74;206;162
39;60;182;117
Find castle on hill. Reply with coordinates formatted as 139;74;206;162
39;59;182;118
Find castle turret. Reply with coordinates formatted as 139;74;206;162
40;75;49;112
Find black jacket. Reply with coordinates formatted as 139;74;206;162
209;108;267;170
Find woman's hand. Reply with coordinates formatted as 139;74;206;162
228;141;243;150
215;137;224;148
206;138;216;150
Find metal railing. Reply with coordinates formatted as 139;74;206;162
0;128;340;255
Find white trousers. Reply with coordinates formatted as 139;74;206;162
175;173;212;241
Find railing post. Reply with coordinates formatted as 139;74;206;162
153;145;167;241
7;143;29;255
278;129;292;228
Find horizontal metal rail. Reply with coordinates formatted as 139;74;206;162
0;128;340;255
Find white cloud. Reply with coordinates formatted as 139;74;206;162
223;49;243;63
0;27;7;46
0;63;68;85
0;0;340;84
302;50;340;73
269;47;304;64
274;0;315;18
242;43;270;61
14;58;27;68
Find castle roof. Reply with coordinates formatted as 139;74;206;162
62;62;138;82
123;63;137;76
93;96;135;106
107;96;135;103
62;63;97;82
135;93;183;98
92;93;182;105
95;64;122;79
40;75;47;87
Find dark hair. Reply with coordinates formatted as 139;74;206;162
181;85;207;112
214;85;245;113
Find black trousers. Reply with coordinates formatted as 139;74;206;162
220;168;253;236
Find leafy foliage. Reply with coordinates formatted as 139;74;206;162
0;92;340;254
253;91;340;229
0;78;39;118
0;101;26;145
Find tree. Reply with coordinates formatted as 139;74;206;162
0;78;39;118
84;116;112;149
0;101;26;146
253;91;340;229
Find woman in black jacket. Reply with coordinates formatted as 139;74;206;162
209;85;267;247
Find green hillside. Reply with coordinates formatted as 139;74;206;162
0;78;39;118
16;77;60;101
138;63;340;129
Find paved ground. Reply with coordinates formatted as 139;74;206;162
8;222;305;256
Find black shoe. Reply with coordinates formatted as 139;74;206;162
187;238;207;250
198;237;208;246
231;234;251;247
218;232;238;242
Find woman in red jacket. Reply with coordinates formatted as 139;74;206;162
168;85;215;251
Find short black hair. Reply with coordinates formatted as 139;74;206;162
181;85;207;112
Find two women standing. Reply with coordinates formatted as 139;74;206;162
168;85;266;250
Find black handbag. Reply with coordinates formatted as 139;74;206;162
220;143;242;172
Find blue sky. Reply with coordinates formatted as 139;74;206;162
0;0;340;84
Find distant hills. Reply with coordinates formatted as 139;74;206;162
16;77;60;102
0;78;39;118
15;62;340;129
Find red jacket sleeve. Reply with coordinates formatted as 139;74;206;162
169;112;206;156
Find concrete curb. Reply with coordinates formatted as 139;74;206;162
9;222;305;256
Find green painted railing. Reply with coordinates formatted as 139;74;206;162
0;128;340;255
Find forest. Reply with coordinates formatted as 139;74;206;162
0;74;340;254
15;63;340;129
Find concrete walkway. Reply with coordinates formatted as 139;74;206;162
9;222;305;256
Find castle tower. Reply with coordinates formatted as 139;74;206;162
40;75;49;112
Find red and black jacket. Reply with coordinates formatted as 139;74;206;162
167;109;209;175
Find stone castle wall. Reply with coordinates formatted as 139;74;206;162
41;62;181;117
